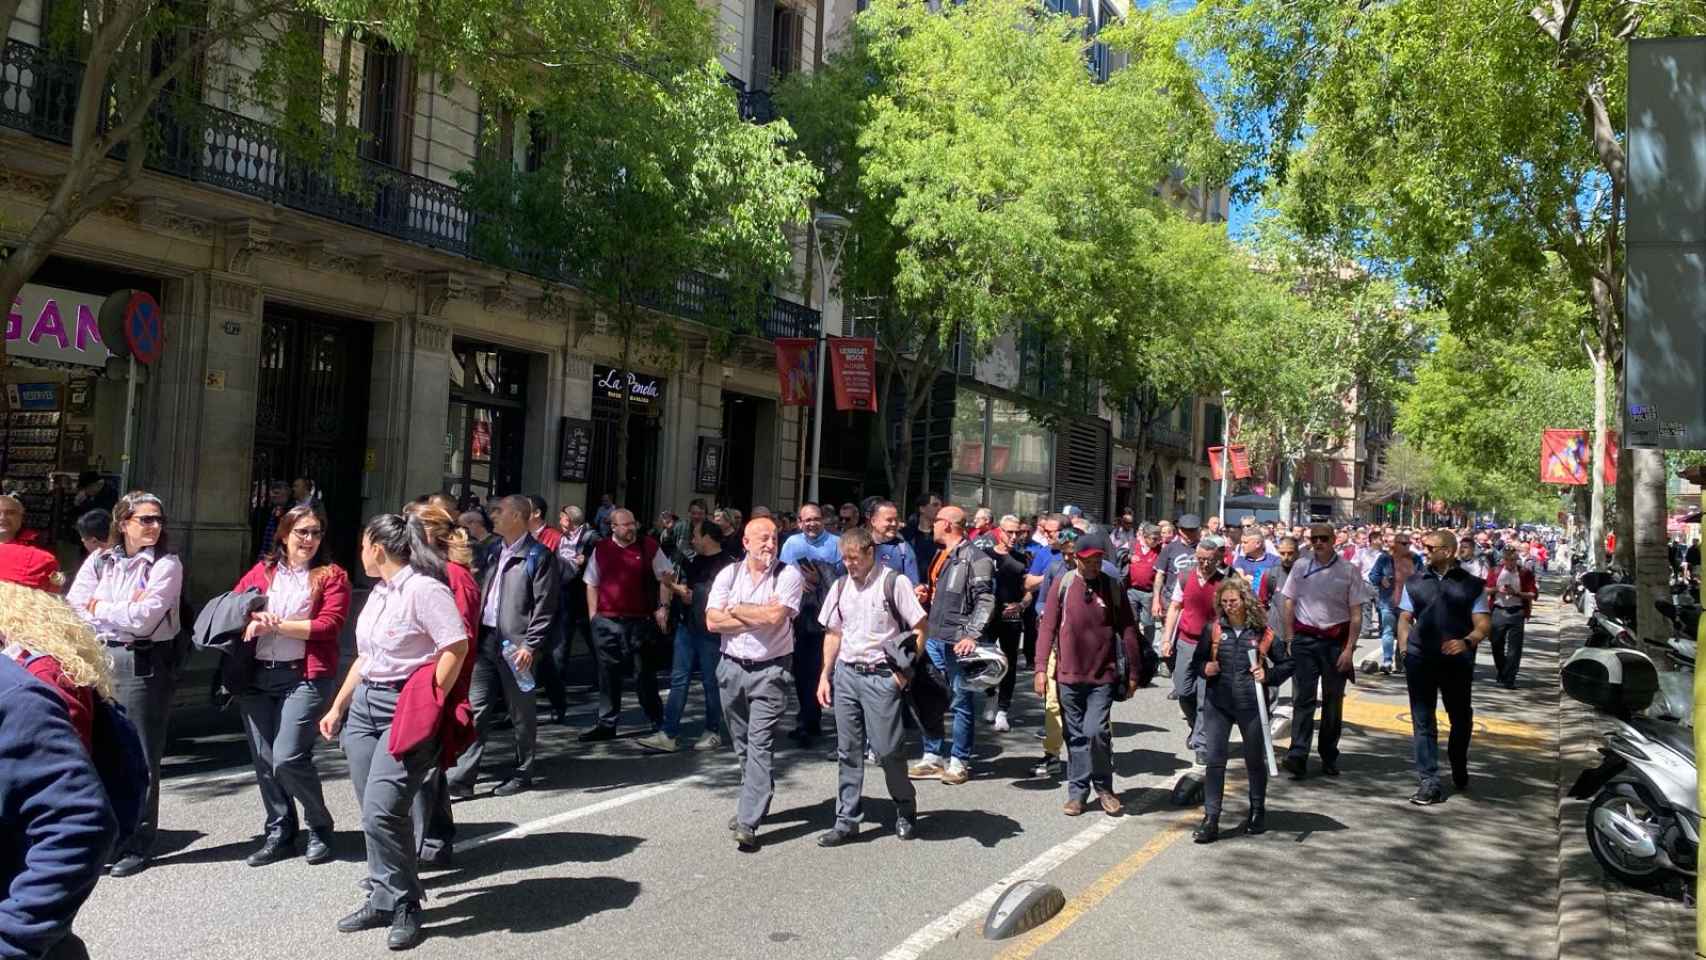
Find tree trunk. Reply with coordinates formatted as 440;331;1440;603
1615;445;1634;570
1631;447;1671;651
1588;339;1608;570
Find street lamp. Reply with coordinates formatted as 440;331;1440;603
808;210;851;504
1217;389;1231;526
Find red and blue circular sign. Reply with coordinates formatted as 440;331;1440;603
123;291;163;365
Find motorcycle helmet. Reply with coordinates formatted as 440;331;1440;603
958;646;1010;692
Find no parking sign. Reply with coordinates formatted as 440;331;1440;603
122;291;162;365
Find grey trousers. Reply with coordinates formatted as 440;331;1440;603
110;643;176;857
414;769;456;861
342;683;438;911
832;661;916;831
716;654;791;831
1130;589;1156;655
1171;637;1206;761
449;629;536;789
236;665;333;838
1059;682;1115;802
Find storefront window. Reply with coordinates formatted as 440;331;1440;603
445;341;529;508
988;485;1048;520
952;388;988;477
990;398;1050;487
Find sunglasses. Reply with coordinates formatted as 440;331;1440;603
292;527;325;539
1310;534;1332;543
131;515;166;527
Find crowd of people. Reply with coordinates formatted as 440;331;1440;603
0;482;1556;955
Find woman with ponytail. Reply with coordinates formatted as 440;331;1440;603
318;513;468;951
400;499;481;868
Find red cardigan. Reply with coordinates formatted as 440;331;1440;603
387;562;481;767
1485;565;1538;618
232;562;352;679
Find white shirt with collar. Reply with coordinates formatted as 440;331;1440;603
482;534;533;630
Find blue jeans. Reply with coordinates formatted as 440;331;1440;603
1377;602;1398;666
921;638;975;762
662;622;723;738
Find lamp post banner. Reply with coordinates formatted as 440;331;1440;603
829;337;878;412
775;337;816;406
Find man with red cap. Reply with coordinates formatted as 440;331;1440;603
0;495;61;592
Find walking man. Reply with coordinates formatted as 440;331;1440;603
907;506;996;786
1398;529;1490;803
580;509;676;741
1037;532;1138;816
1279;522;1367;779
450;495;558;797
780;503;843;747
707;517;804;851
1486;546;1536;690
1162;537;1225;764
868;500;920;582
816;526;927;846
1125;523;1162;664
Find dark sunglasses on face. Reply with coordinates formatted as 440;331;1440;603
1310;535;1332;543
132;515;165;526
293;527;324;539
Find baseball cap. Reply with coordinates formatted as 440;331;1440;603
1178;513;1202;530
1061;505;1084;519
1074;532;1109;558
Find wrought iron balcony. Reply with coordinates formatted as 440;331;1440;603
0;39;814;340
1149;425;1193;454
722;73;776;125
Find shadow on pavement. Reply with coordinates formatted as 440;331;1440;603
917;807;1023;847
427;831;644;887
426;875;642;937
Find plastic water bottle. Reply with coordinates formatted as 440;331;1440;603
502;639;536;693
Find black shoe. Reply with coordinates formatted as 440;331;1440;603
1321;759;1340;777
816;827;857;848
734;826;760;852
1280;755;1307;780
246;835;297;867
109;854;149;878
895;815;916;841
420;845;453;869
578;725;616;743
1192;816;1220;844
387;902;423;951
446;781;475;801
305;829;335;865
337;902;393;933
1409;783;1446;806
492;777;531;798
1452;768;1469;792
1241;804;1267;836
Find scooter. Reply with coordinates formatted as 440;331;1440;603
1563;647;1698;890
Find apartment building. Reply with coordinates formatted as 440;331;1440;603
1;3;819;599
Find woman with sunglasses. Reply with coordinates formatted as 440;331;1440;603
319;513;469;951
230;503;350;868
65;490;184;878
1193;578;1273;844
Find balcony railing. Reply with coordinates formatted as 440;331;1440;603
0;39;814;340
722;74;776;124
1149;425;1193;454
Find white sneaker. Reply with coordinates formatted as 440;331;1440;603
907;753;945;780
694;732;723;752
636;732;678;753
984;705;997;724
993;710;1011;732
941;758;971;785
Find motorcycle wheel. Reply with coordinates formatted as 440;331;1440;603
1584;787;1672;889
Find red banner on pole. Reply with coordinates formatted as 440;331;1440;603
1541;428;1619;486
828;337;879;412
774;338;815;406
1208;444;1251;482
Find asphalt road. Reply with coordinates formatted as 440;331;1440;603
75;608;1573;960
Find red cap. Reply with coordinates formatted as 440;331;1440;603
0;543;63;592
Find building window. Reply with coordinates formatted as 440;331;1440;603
772;3;805;79
360;39;414;167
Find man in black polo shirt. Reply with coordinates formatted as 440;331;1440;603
1396;529;1491;805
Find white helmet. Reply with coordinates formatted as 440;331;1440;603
959;646;1010;692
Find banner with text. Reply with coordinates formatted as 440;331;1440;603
774;338;816;406
1207;444;1251;481
829;337;878;412
1540;429;1617;486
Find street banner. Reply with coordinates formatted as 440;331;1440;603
828;337;879;412
1207;444;1251;481
774;338;815;406
1540;429;1618;486
1540;429;1590;485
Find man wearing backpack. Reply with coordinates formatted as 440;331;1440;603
815;526;929;846
0;654;117;959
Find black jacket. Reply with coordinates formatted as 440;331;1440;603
925;539;997;644
1403;565;1486;660
478;535;561;651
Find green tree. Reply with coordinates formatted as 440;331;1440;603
1183;0;1706;639
775;0;1226;507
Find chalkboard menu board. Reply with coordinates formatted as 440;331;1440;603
558;416;593;482
695;436;725;494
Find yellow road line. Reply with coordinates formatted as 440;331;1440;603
1337;692;1550;750
993;815;1196;960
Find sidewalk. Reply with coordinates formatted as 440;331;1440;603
1549;596;1694;960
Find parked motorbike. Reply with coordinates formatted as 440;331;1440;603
1563;647;1698;890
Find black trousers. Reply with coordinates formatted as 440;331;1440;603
592;615;663;730
793;623;825;736
1286;636;1348;766
1200;694;1268;820
992;617;1022;710
1489;608;1525;686
1405;652;1474;788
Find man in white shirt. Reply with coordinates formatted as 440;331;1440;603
815;526;927;846
706;518;804;851
1279;522;1367;780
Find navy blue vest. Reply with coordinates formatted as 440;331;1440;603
1403;566;1485;659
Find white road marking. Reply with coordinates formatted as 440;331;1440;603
876;815;1128;960
456;774;711;851
163;768;263;790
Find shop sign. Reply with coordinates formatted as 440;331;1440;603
558;416;593;483
6;382;59;410
695;436;725;493
594;365;663;408
6;284;112;367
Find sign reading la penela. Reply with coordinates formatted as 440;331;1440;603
7;284;114;367
593;364;664;408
